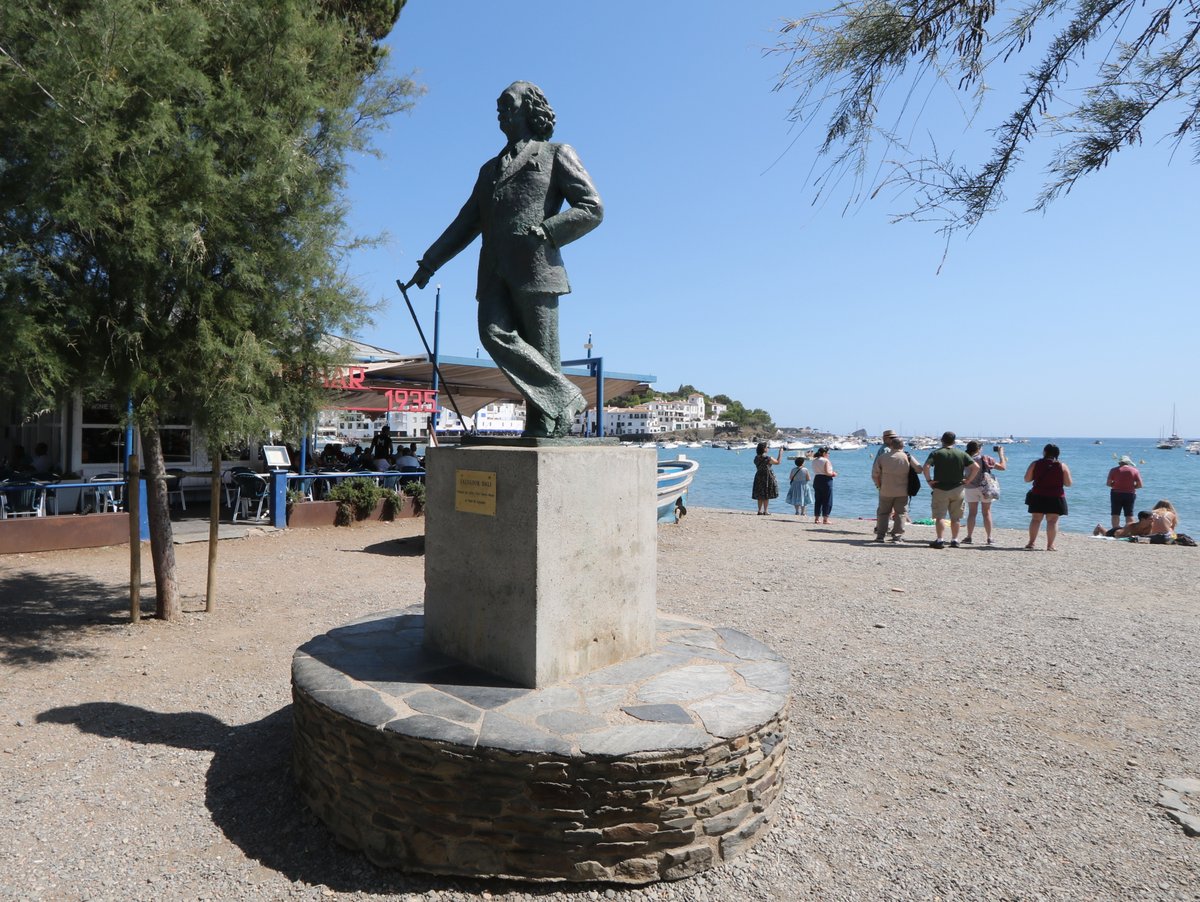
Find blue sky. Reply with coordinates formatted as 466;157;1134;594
343;2;1199;439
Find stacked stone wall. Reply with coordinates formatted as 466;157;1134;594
292;686;787;883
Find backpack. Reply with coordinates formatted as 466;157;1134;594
1175;533;1197;547
906;455;921;496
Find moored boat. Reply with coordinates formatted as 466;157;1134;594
657;455;699;521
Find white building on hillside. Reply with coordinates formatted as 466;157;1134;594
437;401;525;434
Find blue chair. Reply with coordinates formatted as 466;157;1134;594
231;471;270;522
291;475;317;502
0;480;46;519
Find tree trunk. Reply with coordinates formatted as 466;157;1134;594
140;426;181;620
206;454;220;613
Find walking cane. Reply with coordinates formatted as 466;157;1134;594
395;279;473;435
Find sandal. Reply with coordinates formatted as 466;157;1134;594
1023;544;1035;550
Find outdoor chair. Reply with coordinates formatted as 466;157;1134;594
222;466;257;508
231;471;270;522
90;473;124;513
164;469;188;511
0;480;46;519
291;475;316;502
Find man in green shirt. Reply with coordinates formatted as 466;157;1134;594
923;431;980;549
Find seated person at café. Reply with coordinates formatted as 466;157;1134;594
371;451;393;472
30;442;54;475
1094;499;1178;542
395;444;422;472
318;443;347;469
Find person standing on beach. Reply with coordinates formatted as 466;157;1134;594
922;431;979;549
962;440;1006;545
871;436;921;542
810;446;837;524
1106;455;1143;531
785;455;813;516
752;442;784;515
1024;443;1072;550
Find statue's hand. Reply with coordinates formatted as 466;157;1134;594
528;224;548;242
408;265;433;290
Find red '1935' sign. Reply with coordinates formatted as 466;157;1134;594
385;389;437;412
322;366;438;413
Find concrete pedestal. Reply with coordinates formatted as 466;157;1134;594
423;444;657;688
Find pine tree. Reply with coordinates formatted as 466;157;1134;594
0;0;421;617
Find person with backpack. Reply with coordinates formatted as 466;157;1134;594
871;436;922;542
962;440;1006;546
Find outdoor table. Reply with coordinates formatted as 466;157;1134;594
36;479;126;515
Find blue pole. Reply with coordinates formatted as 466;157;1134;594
431;285;441;435
125;397;134;477
432;284;441;393
596;358;605;437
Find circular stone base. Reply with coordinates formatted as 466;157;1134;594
291;608;790;884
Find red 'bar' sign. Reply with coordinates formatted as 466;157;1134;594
322;366;367;390
386;389;438;412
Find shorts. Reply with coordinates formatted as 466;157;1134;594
963;486;992;505
931;485;965;522
1026;493;1068;516
1110;490;1135;519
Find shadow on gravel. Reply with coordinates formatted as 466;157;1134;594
0;571;138;666
35;701;570;897
352;535;425;558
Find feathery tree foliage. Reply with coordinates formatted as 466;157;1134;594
770;0;1200;234
0;0;420;618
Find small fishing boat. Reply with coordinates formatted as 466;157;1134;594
657;455;699;521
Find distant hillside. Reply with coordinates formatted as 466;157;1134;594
609;384;775;433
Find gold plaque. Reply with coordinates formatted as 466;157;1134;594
455;469;497;516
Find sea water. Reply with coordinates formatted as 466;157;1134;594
662;438;1200;535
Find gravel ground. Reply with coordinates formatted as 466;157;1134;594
1;509;1198;901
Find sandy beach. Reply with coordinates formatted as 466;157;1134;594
2;509;1197;901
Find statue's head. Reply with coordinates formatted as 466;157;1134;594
498;81;555;141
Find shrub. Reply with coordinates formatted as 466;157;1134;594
327;477;384;525
401;479;426;513
380;488;403;521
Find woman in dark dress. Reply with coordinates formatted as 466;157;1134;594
751;441;784;515
1024;443;1073;551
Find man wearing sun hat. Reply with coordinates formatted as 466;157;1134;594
1106;454;1143;531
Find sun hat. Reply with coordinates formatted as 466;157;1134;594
1119;455;1134;466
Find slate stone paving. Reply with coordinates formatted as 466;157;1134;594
291;606;791;883
1159;777;1200;836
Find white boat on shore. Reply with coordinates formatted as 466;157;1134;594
657;455;699;521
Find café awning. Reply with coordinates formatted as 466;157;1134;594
322;340;654;419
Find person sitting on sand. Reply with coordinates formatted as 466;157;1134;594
1094;500;1178;543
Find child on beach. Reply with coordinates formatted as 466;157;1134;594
785;455;813;516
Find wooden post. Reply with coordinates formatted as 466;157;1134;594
206;455;220;613
128;454;141;623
